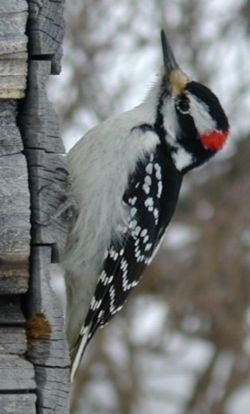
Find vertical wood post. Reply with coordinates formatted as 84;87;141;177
0;1;70;412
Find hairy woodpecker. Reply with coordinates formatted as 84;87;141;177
63;30;229;381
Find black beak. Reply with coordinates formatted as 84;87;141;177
161;29;179;73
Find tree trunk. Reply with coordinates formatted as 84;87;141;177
0;1;70;412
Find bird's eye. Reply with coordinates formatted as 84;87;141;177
175;96;190;115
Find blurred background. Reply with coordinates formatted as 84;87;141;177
49;1;250;413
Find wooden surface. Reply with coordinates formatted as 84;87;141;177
0;2;30;293
0;0;28;98
0;294;36;406
0;296;26;324
20;59;69;261
27;246;70;413
28;0;65;74
0;117;30;293
0;395;36;414
22;0;70;412
0;0;70;412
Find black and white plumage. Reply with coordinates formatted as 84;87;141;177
63;30;229;381
71;146;182;369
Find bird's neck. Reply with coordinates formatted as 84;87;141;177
141;78;196;173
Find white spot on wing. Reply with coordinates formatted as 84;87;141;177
145;175;152;186
145;243;152;251
154;163;162;180
130;207;137;217
143;183;150;194
109;286;116;314
130;219;137;230
145;197;154;212
145;163;153;174
157;181;163;198
128;196;137;205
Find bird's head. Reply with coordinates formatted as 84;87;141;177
157;30;230;173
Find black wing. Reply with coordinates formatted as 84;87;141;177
71;144;182;376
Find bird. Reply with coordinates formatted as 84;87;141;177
63;30;230;382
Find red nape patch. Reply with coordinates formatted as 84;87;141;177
200;129;229;151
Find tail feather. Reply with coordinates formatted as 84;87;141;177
70;326;90;383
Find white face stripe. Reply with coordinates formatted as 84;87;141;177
163;99;180;145
187;92;216;135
